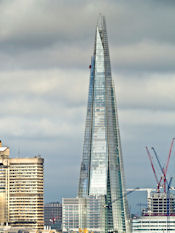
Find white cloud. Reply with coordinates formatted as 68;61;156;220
120;109;175;126
115;72;175;110
0;69;89;104
0;0;175;204
111;41;175;71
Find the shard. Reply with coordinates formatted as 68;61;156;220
78;15;130;233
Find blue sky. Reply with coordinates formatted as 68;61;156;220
0;0;175;214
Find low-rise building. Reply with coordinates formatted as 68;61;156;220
132;215;175;232
0;226;58;233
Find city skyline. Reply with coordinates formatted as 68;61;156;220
0;0;175;205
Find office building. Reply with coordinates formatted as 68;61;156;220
62;196;105;233
62;198;86;232
86;195;105;232
147;192;175;216
132;192;175;232
78;15;130;233
0;141;44;230
132;215;175;232
44;202;62;230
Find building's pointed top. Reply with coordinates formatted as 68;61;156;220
97;13;105;32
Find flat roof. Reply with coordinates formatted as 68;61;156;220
0;147;7;152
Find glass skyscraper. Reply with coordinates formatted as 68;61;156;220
78;15;130;233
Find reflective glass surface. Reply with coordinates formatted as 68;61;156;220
89;28;108;195
78;15;130;233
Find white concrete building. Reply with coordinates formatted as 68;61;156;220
132;215;175;233
132;192;175;233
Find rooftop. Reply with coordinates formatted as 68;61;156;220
0;146;7;152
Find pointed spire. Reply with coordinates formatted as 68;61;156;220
97;13;105;32
78;15;131;233
97;13;104;31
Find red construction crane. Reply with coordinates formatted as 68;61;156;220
146;146;161;192
152;138;175;193
163;138;175;192
146;138;175;193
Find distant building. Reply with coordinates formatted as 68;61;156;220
62;198;86;232
132;215;175;232
0;141;9;224
44;202;62;230
62;196;105;233
0;140;44;230
0;225;58;233
86;196;105;232
132;192;175;232
146;192;175;216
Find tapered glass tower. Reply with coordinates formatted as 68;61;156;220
78;15;130;233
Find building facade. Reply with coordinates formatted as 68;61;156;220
44;202;62;230
132;192;175;232
62;198;86;232
62;196;105;233
86;196;106;232
132;216;175;233
78;15;130;233
146;192;175;216
0;141;44;230
0;141;9;225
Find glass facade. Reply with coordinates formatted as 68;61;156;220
62;198;86;232
86;195;106;232
78;15;130;233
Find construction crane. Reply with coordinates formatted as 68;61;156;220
146;146;162;192
152;146;174;233
152;147;167;191
163;138;175;192
127;188;156;199
104;187;140;209
151;144;174;194
146;138;175;193
152;147;173;213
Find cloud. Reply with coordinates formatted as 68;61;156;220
111;41;175;72
1;0;175;72
0;0;175;209
0;69;89;105
115;72;175;110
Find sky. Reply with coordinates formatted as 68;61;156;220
0;0;175;214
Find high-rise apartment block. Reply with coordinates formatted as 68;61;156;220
0;141;44;230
